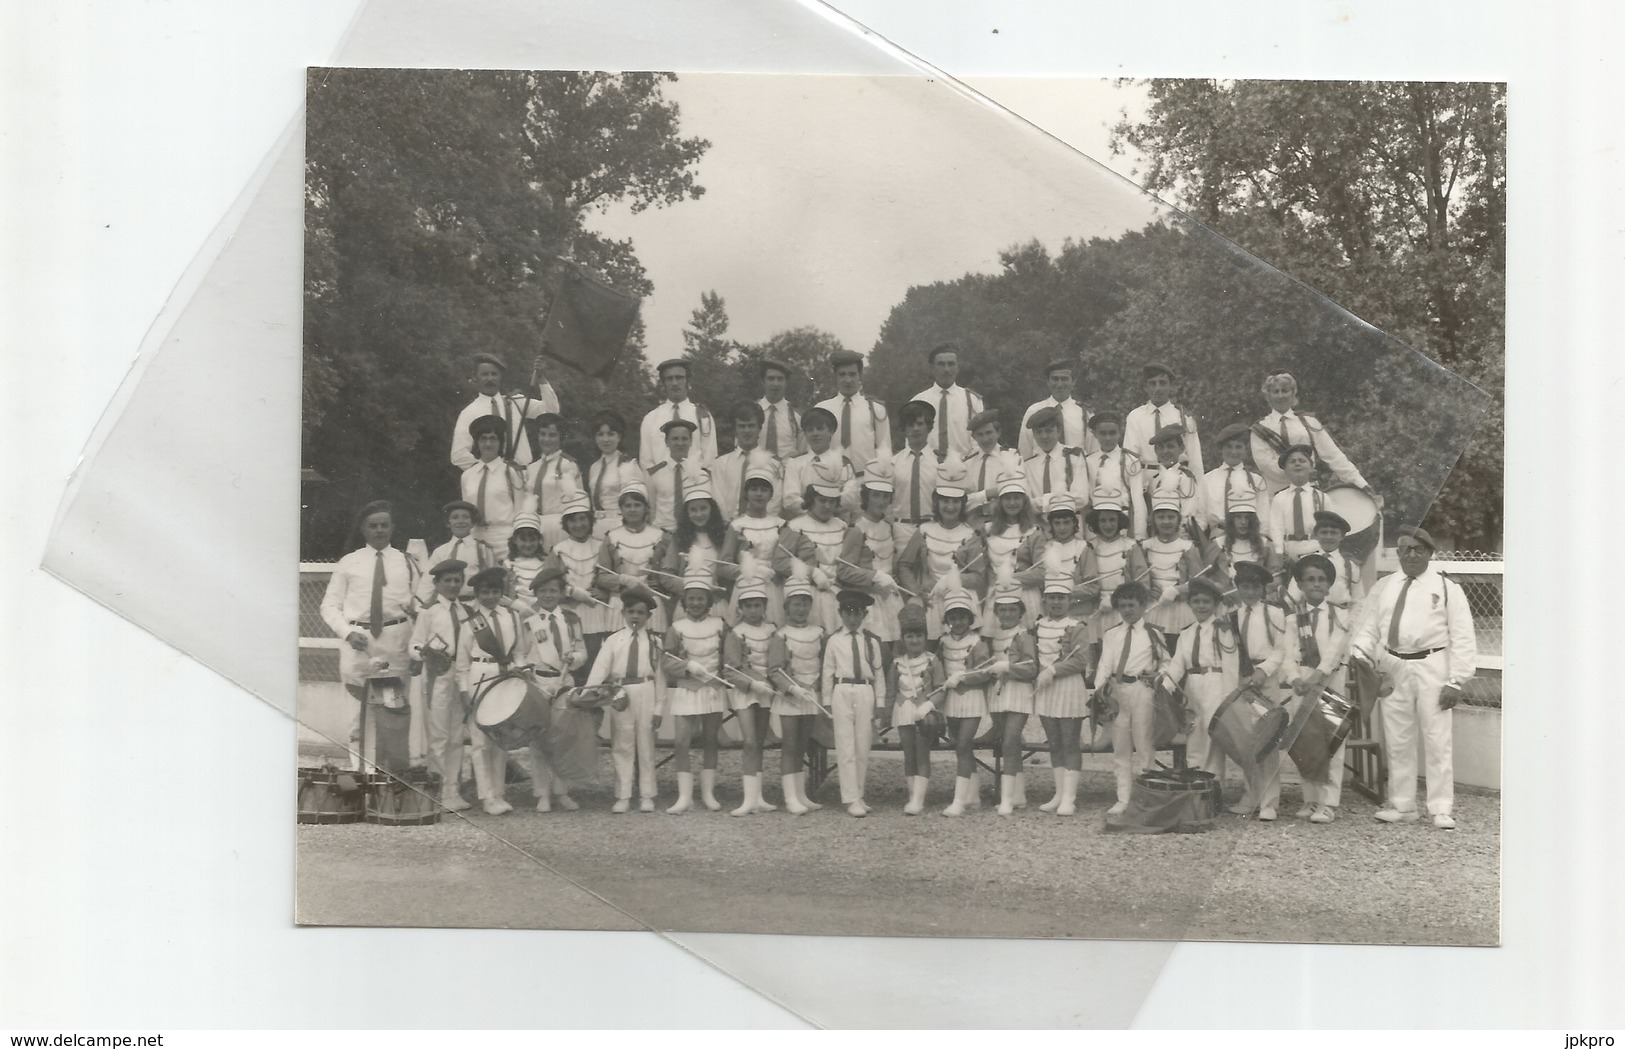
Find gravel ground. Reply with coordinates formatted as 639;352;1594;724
297;750;1499;945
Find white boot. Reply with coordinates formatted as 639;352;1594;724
1014;772;1029;809
699;768;721;811
666;771;694;814
731;774;760;817
1057;769;1078;816
782;775;809;815
902;775;926;815
754;774;777;813
1039;768;1064;812
797;771;822;810
966;770;983;808
943;776;970;817
997;774;1018;816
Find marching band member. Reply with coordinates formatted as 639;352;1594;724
1251;371;1372;501
779;460;855;633
817;348;890;470
1092;581;1165;817
1142;495;1205;651
837;459;907;657
885;604;943;816
1142;424;1207;542
651;478;726;604
584;409;646;537
583;584;665;813
1075;488;1149;651
1083;411;1146;539
408;558;471;812
910;341;986;461
504;512;548;612
719;462;790;625
319;501;422;772
551;492;617;678
981;582;1039;815
936;589;991;816
646;417;706;533
659;571;733;814
1280;554;1353;823
639;358;718;470
1022;406;1089;513
1124;362;1203;469
889;400;953;548
773;571;827;815
462;414;528;552
1202;501;1281;599
525;412;585;550
720;581;784;816
820;589;885;817
599;482;668;632
1032;574;1093;816
756;358;807;460
458;565;530;815
449;352;559;471
520;563;589;812
1267;444;1327;563
1349;527;1476;830
417;500;500;604
1228;560;1290;819
1284;510;1366;616
1202;422;1269;532
963;409;1022;527
1159;576;1238;784
711;403;781;522
897;459;977;640
780;407;859;519
1018;358;1095;459
1014;492;1089;621
963;471;1041;625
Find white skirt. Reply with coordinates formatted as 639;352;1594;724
945;686;987;720
667;684;727;717
989;679;1035;715
891;697;930;727
1035;673;1090;719
770;676;821;717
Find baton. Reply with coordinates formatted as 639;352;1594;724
772;667;832;717
836;557;919;598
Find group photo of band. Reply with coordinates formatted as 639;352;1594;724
315;343;1477;832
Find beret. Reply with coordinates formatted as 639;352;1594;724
468;566;509;591
829;349;865;370
429;559;468;578
1141;362;1174;380
471;352;507;371
1150;423;1186;447
836;589;874;610
758;358;791;378
1233;561;1274;587
1397;525;1436;551
1088;410;1123;430
1292;552;1337;584
1044;358;1077;376
968;409;1002;431
1276;443;1316;469
1186;576;1225;601
468;414;506;438
1215;422;1252;446
655;358;690;376
1313;510;1351;534
1026;406;1063;431
441;500;479;518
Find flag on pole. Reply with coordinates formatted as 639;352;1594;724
540;261;641;377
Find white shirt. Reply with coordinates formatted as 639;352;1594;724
963;444;1023;512
1018;397;1097;458
585;625;666;688
1022;445;1089;507
1251;410;1368;493
1084;447;1147;539
889;446;958;524
321;545;421;637
524;450;585;517
816;392;890;468
449;384;560;470
638;398;718;471
584;452;648;517
1124;400;1202;470
1286;599;1352;677
756;397;806;459
712;446;784;521
1201;461;1269;529
1092;620;1163;684
910;383;985;460
1350;566;1476;685
1142;461;1206;533
645;455;705;532
416;534;502;602
781;448;859;518
460;459;527;533
1267;483;1327;555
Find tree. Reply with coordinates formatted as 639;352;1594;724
1112;80;1505;549
302;69;708;555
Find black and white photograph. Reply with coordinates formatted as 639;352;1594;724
296;68;1503;946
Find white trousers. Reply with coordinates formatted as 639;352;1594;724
469;724;509;801
422;671;466;794
610;682;660;800
1111;682;1155;802
1376;649;1454;816
1180;672;1229;778
830;683;876;804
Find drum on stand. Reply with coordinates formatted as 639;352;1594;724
297;766;366;825
365;767;444;826
1105;766;1222;833
1286;686;1358;787
473;672;554;751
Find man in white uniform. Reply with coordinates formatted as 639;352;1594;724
1124;361;1202;469
909;342;985;462
1018;358;1095;458
755;358;806;460
1349;526;1476;829
638;358;718;470
449;352;560;470
817;349;890;470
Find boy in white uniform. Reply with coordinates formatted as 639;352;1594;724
461;415;528;552
417;501;501;603
639;358;718;470
1019;358;1095;458
909;342;985;461
1280;553;1354;823
458;566;531;815
1083;411;1146;539
521;562;589;811
1202;422;1269;533
1266;444;1326;561
1159;575;1238;784
1228;560;1289;819
820;589;884;817
1093;581;1166;817
963;409;1022;526
1123;362;1202;469
408;559;472;811
1022;405;1089;513
583;584;665;813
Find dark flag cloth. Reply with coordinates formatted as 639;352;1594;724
1152;677;1192;749
1286;686;1359;786
540;262;641;377
1104;768;1223;834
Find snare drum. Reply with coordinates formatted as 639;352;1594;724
1321;484;1380;561
473;672;554;750
365;767;444;826
1286;686;1358;786
297;766;365;825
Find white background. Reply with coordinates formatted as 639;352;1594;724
1;0;1617;1029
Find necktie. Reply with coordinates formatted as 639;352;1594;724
369;550;385;638
1114;623;1134;679
937;388;950;458
1386;576;1414;650
536;455;549;514
492;611;506;664
490;396;502;427
1224;465;1235;519
1293;487;1306;538
1311;607;1321;635
476;463;489;523
671;402;681;424
592;455;608;512
451;538;464;564
851;630;864;680
1042;453;1053;494
550;613;566;666
1238;606;1254;677
737;454;750;514
839;397;853;448
1279;413;1290;445
1191;623;1203;671
765;404;779;454
673;460;685;516
1153;407;1163;443
625;629;641;679
910;451;923;520
977;454;988;493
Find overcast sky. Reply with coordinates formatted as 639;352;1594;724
588;75;1159;358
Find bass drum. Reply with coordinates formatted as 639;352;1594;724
473;672;554;751
297;766;365;825
365;767;444;826
1321;484;1381;561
